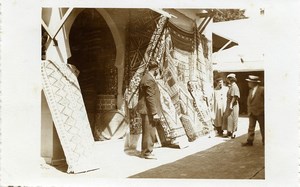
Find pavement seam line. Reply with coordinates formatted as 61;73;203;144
250;167;265;179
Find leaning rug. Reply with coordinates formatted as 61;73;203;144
41;60;99;173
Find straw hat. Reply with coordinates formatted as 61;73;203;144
246;75;261;83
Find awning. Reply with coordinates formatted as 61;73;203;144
212;32;238;53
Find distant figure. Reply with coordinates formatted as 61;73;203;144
136;61;162;159
242;75;264;146
213;78;228;136
224;73;240;139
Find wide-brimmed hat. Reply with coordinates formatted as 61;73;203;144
246;75;261;83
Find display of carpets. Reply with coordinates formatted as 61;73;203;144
170;45;213;138
125;14;168;133
41;60;99;173
172;48;190;83
188;81;214;135
168;21;195;52
124;9;161;89
156;80;189;148
178;85;202;141
124;11;215;147
180;114;202;141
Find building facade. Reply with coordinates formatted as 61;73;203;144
40;8;227;173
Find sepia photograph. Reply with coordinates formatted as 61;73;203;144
1;1;299;187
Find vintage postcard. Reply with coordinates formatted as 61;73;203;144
1;0;299;187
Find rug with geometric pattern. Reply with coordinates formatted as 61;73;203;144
41;60;99;173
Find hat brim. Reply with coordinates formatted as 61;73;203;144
246;78;261;83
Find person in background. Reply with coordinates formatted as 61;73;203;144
136;61;162;159
213;78;228;136
242;75;264;146
224;73;240;139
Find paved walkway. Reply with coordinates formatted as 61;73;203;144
41;117;264;179
129;131;264;179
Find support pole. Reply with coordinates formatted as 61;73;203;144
199;15;213;34
52;8;74;39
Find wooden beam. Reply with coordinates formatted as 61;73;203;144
196;12;209;18
199;16;213;34
52;8;74;39
41;19;54;39
197;9;218;32
151;8;177;18
197;16;208;31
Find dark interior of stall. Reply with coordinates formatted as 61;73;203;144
68;8;118;133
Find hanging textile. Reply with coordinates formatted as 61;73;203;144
125;14;168;137
195;33;214;133
124;12;190;148
168;21;195;52
123;11;168;150
155;28;192;145
167;46;207;140
125;14;167;109
167;21;214;137
41;60;99;173
156;80;189;148
177;85;203;141
124;10;215;147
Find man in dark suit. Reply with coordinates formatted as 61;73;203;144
136;61;162;159
242;75;264;146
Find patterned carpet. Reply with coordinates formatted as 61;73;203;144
41;60;99;173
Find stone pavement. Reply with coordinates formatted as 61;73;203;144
129;131;264;179
41;117;264;179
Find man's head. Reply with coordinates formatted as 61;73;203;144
148;60;160;77
246;75;260;88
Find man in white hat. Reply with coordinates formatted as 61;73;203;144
242;75;264;146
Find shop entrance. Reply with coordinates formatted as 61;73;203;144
68;9;118;138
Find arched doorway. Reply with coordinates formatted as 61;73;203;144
68;9;118;136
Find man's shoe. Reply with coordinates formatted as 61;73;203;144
226;132;232;138
141;153;157;159
241;142;253;146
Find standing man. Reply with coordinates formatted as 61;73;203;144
242;75;264;146
213;78;228;136
136;61;162;159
